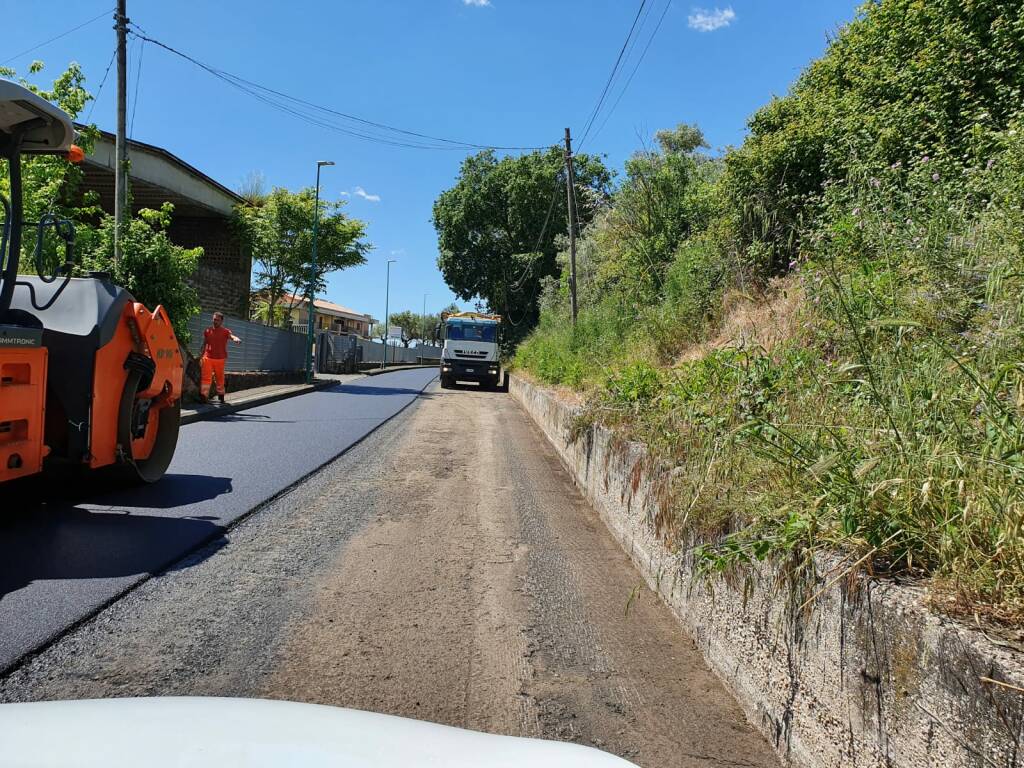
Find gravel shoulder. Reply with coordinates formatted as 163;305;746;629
0;383;777;768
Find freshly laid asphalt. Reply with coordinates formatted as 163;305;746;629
0;367;437;674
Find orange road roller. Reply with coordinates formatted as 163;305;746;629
0;79;182;486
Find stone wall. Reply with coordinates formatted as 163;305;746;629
169;215;251;318
510;373;1024;768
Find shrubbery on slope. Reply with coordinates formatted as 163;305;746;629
514;0;1024;621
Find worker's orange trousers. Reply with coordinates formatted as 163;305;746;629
200;356;226;397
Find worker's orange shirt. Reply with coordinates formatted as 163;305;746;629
203;326;232;359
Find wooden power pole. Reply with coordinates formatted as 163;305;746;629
114;0;128;265
564;127;579;326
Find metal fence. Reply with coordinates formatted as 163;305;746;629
356;338;441;364
187;312;306;372
316;332;441;372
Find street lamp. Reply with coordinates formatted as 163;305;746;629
422;293;429;346
381;259;396;370
306;160;335;384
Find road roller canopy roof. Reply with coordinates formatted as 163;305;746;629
0;79;76;153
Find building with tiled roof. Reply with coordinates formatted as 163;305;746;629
276;293;377;338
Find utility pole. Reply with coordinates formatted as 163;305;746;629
114;0;128;264
422;293;428;346
381;259;396;370
306;160;334;384
564;127;578;326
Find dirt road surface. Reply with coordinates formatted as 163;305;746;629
0;383;777;768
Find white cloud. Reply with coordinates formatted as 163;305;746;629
339;190;350;197
463;0;491;6
688;6;735;32
353;186;381;203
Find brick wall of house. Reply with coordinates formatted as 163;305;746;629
168;216;251;318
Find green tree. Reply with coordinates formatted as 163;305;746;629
723;0;1024;273
387;310;421;347
0;62;102;268
388;305;457;346
235;187;371;325
594;124;720;304
1;62;201;342
433;148;610;342
81;204;202;343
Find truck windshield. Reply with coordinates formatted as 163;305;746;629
447;323;497;342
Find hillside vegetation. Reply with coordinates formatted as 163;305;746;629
514;0;1024;621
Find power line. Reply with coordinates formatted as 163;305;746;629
132;31;456;150
1;7;115;66
510;171;563;293
589;0;672;146
128;29;551;153
594;0;657;121
129;38;145;136
85;46;117;122
576;0;648;149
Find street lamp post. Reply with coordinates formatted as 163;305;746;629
381;259;396;370
422;293;428;346
306;160;335;384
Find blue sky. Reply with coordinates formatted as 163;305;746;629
5;0;857;323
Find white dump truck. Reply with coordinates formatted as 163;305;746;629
437;311;503;389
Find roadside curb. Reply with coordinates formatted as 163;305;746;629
180;379;336;425
180;366;438;424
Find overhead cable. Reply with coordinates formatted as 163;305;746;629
589;0;672;146
129;38;145;137
129;29;551;152
85;46;117;122
576;0;648;149
1;7;115;66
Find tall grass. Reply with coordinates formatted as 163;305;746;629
515;138;1024;621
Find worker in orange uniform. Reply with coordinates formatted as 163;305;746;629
200;311;241;403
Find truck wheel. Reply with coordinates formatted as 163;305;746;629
439;375;451;389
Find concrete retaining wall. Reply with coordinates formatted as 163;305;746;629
510;374;1024;768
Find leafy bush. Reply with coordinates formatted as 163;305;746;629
724;0;1024;269
81;204;202;344
514;0;1024;620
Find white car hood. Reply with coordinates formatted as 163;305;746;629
0;697;638;768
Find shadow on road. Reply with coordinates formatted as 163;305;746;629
0;506;227;600
327;383;435;397
0;473;236;599
6;472;236;510
443;382;509;393
215;414;297;424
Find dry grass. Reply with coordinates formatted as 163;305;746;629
674;277;804;366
